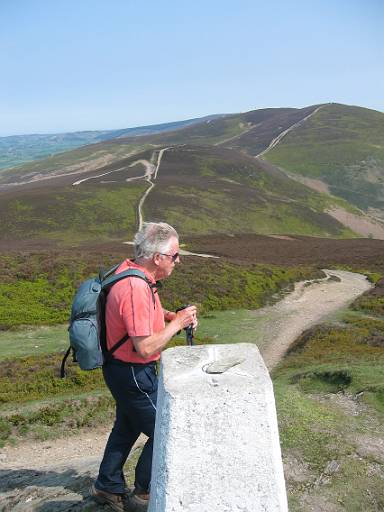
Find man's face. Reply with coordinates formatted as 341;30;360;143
155;236;180;280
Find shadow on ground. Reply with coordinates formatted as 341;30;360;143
0;468;102;511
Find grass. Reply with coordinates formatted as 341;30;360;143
0;182;145;245
0;392;115;445
0;325;69;359
0;353;104;404
0;307;279;361
272;292;384;511
0;308;269;361
352;293;384;317
274;382;342;469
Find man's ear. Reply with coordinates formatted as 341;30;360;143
153;253;161;266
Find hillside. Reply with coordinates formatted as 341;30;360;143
1;102;384;244
0;106;315;187
263;104;384;219
0;115;217;171
143;145;354;237
0;154;150;246
0;142;359;248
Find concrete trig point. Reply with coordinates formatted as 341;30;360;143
149;343;288;512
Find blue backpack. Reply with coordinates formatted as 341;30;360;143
60;264;152;377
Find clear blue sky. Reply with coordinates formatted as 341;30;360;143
1;0;383;136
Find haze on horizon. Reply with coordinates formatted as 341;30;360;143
1;0;383;137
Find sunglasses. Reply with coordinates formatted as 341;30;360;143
159;252;180;262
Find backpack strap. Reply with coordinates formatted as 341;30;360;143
60;346;72;378
101;268;148;290
99;263;120;282
104;333;129;360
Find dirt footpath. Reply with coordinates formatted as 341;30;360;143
258;269;372;369
0;270;372;511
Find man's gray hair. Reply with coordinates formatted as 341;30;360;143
134;222;178;259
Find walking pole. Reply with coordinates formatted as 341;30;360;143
176;304;194;346
185;324;194;346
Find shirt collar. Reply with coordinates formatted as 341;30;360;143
125;259;157;284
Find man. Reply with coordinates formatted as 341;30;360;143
91;222;197;512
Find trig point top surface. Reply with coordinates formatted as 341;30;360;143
161;343;271;394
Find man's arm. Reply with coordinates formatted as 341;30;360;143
132;305;197;359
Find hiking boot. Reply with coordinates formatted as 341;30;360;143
128;490;149;511
90;483;148;512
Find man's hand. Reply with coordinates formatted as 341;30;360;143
175;305;198;331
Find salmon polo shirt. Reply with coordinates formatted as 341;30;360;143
105;259;165;363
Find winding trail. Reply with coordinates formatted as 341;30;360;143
126;159;155;182
256;106;324;159
72;166;128;186
137;147;172;230
72;158;155;186
70;146;172;231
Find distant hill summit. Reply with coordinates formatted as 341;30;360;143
1;102;383;247
264;104;384;221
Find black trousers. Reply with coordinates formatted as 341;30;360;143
96;359;158;494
